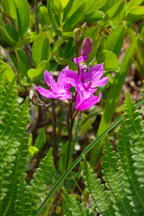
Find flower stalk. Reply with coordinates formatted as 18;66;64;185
65;101;74;171
51;99;58;169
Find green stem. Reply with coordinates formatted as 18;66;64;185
51;99;58;169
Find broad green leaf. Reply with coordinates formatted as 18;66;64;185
85;10;105;22
103;0;118;11
63;3;85;31
1;0;17;19
127;0;144;12
27;60;49;78
129;6;144;15
106;0;125;18
5;24;18;42
63;0;86;21
39;6;50;26
0;24;17;47
103;50;119;70
0;60;15;81
59;0;69;7
32;33;51;66
14;0;30;36
47;0;61;30
104;26;125;55
53;0;63;13
2;0;30;36
16;49;29;76
85;0;106;12
91;37;138;166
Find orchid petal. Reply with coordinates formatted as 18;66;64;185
76;92;102;111
35;86;58;98
84;64;104;82
91;77;109;88
73;56;89;65
58;67;78;88
44;70;57;89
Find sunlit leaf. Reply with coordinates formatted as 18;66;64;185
32;33;51;66
0;60;15;81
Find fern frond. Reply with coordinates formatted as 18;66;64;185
0;80;32;215
117;95;144;214
28;148;58;213
103;141;135;216
83;160;114;216
15;175;33;216
63;191;87;216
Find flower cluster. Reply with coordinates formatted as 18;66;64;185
35;38;109;111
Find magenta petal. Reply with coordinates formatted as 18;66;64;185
35;86;57;98
76;92;102;111
76;93;102;111
73;56;89;65
85;64;104;82
91;77;109;88
44;70;56;89
59;67;78;88
88;64;104;74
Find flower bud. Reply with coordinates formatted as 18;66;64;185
73;28;81;41
81;37;93;56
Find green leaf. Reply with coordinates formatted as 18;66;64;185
85;0;106;12
103;50;119;70
103;0;118;11
2;0;30;36
28;148;58;213
27;60;49;78
63;0;86;21
35;128;46;150
83;161;113;215
0;24;16;47
127;0;144;12
59;0;69;8
106;0;125;18
63;3;85;31
1;0;17;19
32;33;51;66
63;190;87;216
29;146;39;157
5;23;18;42
47;0;61;31
85;10;105;22
14;0;30;36
39;6;50;26
128;6;144;15
0;60;15;81
104;26;125;55
16;49;29;76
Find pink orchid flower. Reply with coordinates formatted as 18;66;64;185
73;57;109;91
35;67;77;100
